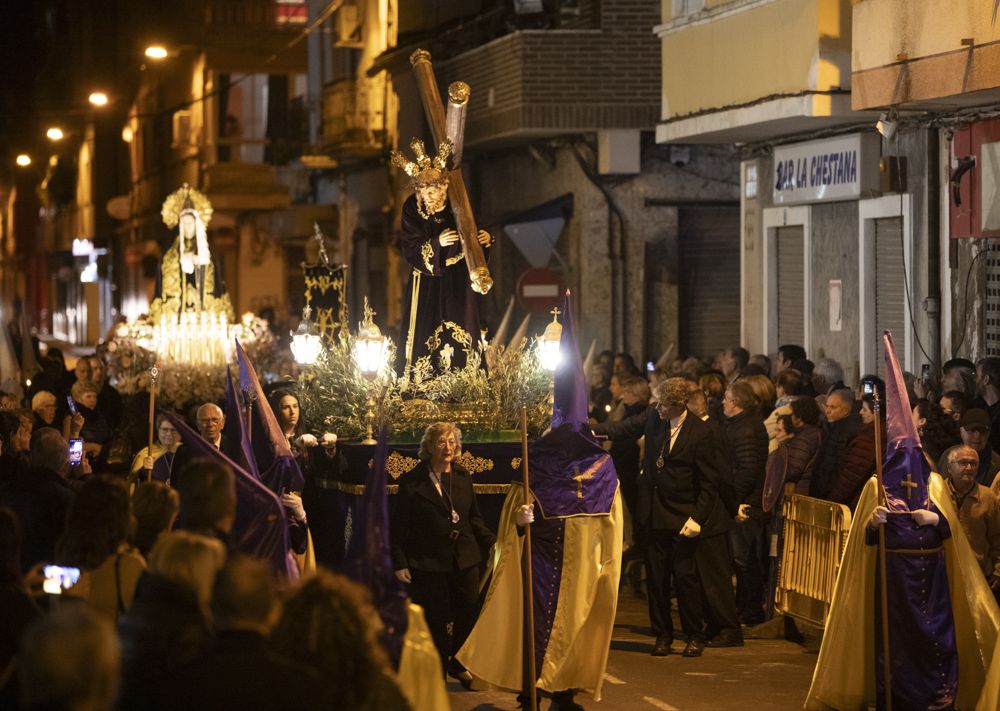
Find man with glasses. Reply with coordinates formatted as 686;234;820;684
943;445;1000;596
594;378;735;658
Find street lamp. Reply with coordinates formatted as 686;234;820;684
46;127;64;141
15;154;31;167
354;298;388;445
88;92;109;107
144;45;169;60
538;307;563;371
290;306;323;366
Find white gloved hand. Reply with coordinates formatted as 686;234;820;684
516;504;535;526
296;433;318;448
911;509;939;528
736;503;751;522
321;432;338;447
869;505;889;527
281;492;307;522
395;568;412;583
679;517;702;538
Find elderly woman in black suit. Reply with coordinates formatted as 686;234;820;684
390;422;495;684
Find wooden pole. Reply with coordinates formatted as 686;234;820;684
872;391;892;711
145;366;158;482
520;406;537;711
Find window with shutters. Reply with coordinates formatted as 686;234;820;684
874;217;906;374
775;226;805;348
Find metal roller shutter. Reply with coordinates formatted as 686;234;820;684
874;217;906;374
985;245;1000;356
677;207;741;358
776;226;805;347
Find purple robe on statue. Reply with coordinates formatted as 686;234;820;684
397;195;486;374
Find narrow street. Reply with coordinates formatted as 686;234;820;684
448;591;818;711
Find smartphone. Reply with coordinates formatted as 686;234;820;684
69;438;84;465
862;381;874;395
646;361;655;373
42;565;81;595
66;395;77;416
921;363;931;380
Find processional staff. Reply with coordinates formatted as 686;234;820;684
145;365;159;482
519;406;537;710
872;388;892;711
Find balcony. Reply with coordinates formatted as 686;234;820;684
852;0;1000;111
656;0;865;144
321;78;387;158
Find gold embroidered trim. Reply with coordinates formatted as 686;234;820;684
455;451;494;475
424;321;473;352
310;479;509;495
445;252;465;267
511;457;522;470
421;240;435;273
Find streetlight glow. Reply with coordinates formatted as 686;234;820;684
46;127;64;141
88;91;109;107
121;125;134;143
15;154;31;167
144;45;169;60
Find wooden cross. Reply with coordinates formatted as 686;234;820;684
900;473;919;502
572;463;595;500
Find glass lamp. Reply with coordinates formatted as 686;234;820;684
290;306;323;365
539;308;563;372
354;299;388;444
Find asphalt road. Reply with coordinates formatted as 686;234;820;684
447;590;818;711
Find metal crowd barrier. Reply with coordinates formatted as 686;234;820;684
775;493;853;629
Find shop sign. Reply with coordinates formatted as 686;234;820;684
773;134;880;205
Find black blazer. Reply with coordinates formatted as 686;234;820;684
390;461;495;573
595;406;729;537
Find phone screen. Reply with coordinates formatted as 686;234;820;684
69;438;83;465
863;382;874;395
42;565;81;595
921;364;931;379
66;395;77;415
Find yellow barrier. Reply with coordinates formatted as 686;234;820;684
775;494;853;628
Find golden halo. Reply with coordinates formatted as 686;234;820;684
161;183;213;229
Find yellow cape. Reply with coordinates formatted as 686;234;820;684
396;602;449;711
805;473;1000;711
456;485;623;700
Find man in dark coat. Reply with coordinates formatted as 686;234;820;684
594;378;737;657
169;556;324;710
0;429;78;572
721;380;769;626
809;389;862;500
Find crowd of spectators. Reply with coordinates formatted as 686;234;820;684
588;346;1000;651
0;350;412;710
6;342;1000;705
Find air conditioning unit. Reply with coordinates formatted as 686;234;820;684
336;5;363;48
172;110;193;148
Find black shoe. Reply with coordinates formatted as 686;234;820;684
650;635;673;656
705;630;745;648
446;659;474;690
682;639;705;657
551;690;585;711
516;692;542;710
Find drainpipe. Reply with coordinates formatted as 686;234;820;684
925;129;941;370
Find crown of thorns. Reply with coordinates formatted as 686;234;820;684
390;138;452;180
